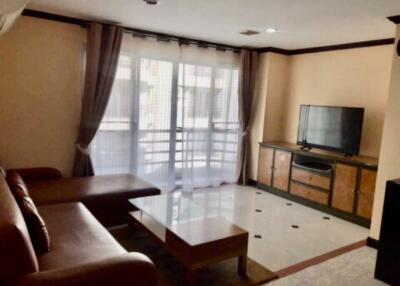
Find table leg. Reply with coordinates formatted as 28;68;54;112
238;255;247;276
185;269;197;286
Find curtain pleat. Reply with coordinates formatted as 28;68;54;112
237;50;259;185
72;22;123;177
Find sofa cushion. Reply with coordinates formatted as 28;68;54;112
28;174;161;226
37;202;126;271
0;174;38;283
20;197;51;254
6;170;30;204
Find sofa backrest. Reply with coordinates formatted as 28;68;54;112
0;172;38;282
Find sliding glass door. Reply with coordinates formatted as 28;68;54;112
178;63;240;189
92;41;240;191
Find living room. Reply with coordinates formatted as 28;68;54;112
1;1;400;285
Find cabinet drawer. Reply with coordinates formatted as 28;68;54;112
290;182;329;205
291;168;331;190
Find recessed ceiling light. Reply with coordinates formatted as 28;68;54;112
239;29;261;36
265;28;277;33
143;0;159;5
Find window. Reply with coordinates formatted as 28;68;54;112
92;36;240;191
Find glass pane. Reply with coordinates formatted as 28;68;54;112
137;58;174;189
92;55;133;175
93;50;241;191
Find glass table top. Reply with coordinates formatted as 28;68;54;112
129;192;217;228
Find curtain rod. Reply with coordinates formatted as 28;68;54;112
22;9;243;53
124;29;241;53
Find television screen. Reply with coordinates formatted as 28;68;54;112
297;105;364;155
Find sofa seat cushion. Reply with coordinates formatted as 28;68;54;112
37;202;126;271
27;174;160;226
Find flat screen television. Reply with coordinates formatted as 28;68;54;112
297;105;364;155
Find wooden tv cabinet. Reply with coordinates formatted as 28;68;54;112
257;141;378;227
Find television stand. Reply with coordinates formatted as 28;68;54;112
345;153;354;158
257;141;379;227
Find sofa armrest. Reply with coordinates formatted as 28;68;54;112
8;253;157;286
7;167;63;182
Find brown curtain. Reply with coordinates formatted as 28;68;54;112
73;23;123;177
237;49;259;185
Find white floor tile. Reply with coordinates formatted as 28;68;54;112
186;184;369;272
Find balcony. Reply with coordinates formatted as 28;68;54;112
92;120;240;188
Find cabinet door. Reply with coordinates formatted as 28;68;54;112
258;146;274;186
272;150;291;192
357;169;377;219
332;164;358;213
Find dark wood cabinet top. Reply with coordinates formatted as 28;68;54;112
260;141;378;170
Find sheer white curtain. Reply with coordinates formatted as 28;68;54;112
92;33;240;192
179;45;240;190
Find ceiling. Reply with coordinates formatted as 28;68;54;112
26;0;400;49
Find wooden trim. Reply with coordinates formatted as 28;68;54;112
22;9;88;27
21;9;242;53
366;237;379;249
388;15;400;24
260;141;378;170
287;38;394;55
275;240;366;278
256;38;395;55
254;47;291;55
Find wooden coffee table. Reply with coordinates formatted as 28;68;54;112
129;194;249;285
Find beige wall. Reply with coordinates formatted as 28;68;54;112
0;17;85;176
263;53;291;142
370;27;400;240
249;53;290;180
250;46;392;179
282;46;393;158
249;53;270;180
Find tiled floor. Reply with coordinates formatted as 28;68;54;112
183;184;369;272
267;247;388;286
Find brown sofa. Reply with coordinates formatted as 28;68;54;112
0;169;160;286
12;168;161;227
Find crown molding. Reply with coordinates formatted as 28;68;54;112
254;47;291;55
22;8;87;27
22;9;396;56
256;38;395;55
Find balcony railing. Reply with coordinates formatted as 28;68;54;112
92;120;240;176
